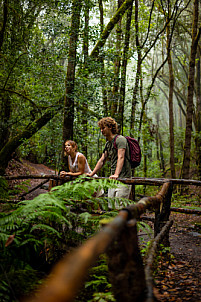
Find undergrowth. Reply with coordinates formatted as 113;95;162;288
0;176;152;301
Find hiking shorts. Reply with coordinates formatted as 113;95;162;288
108;184;131;209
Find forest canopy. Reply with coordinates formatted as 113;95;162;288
0;0;201;179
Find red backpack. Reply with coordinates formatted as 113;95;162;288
113;135;141;168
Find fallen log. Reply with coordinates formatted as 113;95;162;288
19;179;49;198
170;207;201;215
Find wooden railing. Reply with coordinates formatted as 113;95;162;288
4;175;201;301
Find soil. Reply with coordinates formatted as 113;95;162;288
5;159;201;301
154;212;201;302
5;158;56;199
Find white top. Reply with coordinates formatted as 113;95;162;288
68;152;92;174
68;152;103;196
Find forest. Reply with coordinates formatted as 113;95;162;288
0;0;200;179
0;0;201;301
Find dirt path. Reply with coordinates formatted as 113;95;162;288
6;159;56;200
155;212;201;301
21;159;56;199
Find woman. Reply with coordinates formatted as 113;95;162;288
60;140;94;177
60;140;104;198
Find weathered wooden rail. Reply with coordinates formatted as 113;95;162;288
4;175;201;301
5;174;201;186
5;174;201;200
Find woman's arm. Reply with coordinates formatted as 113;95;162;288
60;156;73;177
66;154;86;176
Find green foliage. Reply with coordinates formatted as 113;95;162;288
0;175;154;301
89;291;116;302
76;255;115;302
137;220;153;237
0;267;41;302
0;176;122;301
51;175;122;206
154;243;172;270
171;191;201;208
137;221;153;257
12;180;31;196
0;177;9;200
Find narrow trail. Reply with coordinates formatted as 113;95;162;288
20;159;56;199
155;212;201;301
6;159;55;200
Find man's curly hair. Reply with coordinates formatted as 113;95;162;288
98;117;118;134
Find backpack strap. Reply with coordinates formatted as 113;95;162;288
113;135;120;149
103;135;119;153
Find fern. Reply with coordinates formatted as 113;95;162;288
0;177;9;200
30;224;62;237
137;221;153;238
0;176;125;301
79;212;92;224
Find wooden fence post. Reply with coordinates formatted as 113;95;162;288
154;182;173;246
131;184;135;201
106;219;146;302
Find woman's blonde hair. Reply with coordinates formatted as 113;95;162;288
64;140;78;156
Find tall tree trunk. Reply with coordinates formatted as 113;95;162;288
0;93;11;151
166;13;176;178
142;110;147;194
195;47;201;179
98;0;108;116
0;0;8;51
119;2;133;134
159;132;165;176
182;0;201;179
111;0;123;122
130;0;141;136
63;0;82;142
81;0;89;157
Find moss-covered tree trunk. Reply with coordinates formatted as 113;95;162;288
130;0;141;137
98;0;108;116
90;0;134;59
0;93;11;151
81;0;89;157
166;14;176;178
182;0;201;179
111;0;123;122
195;48;201;179
119;2;133;134
63;0;82;142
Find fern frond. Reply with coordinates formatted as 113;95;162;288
137;221;153;238
30;224;61;237
79;212;92;224
17;237;43;247
0;232;10;243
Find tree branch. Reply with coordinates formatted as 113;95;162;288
90;0;134;58
0;105;62;175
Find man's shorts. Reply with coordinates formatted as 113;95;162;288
108;184;131;209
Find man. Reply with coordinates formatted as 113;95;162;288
87;117;132;200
